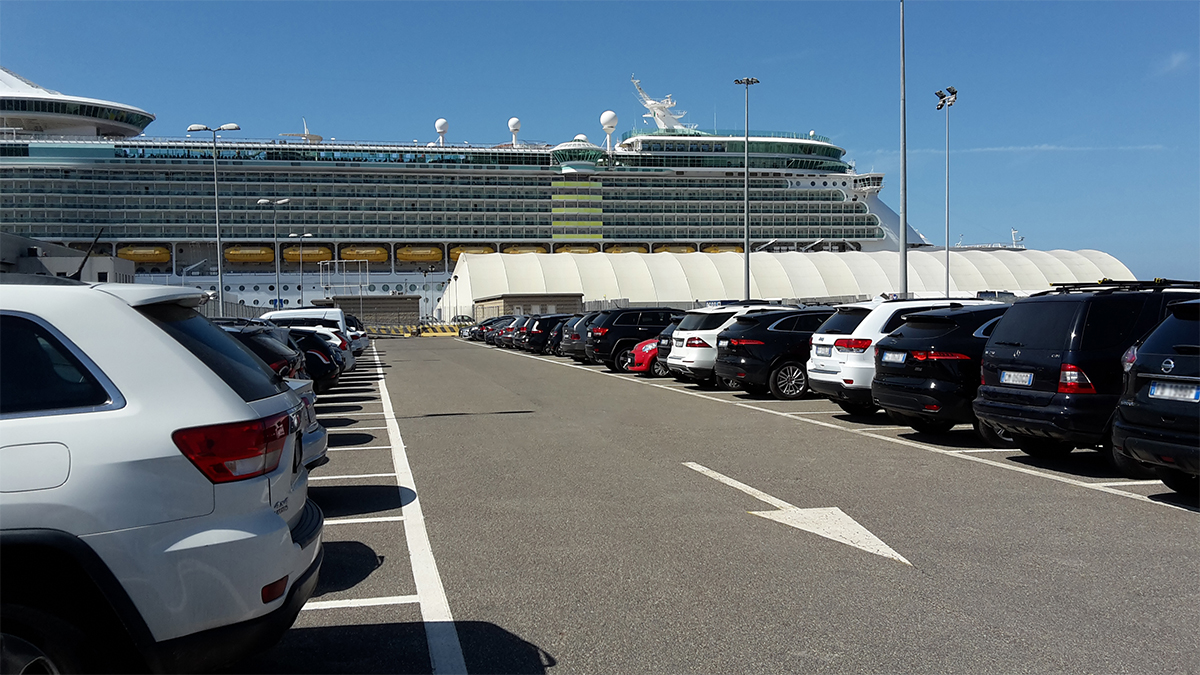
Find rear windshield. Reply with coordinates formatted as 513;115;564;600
1140;312;1200;355
678;311;736;331
889;317;957;340
140;305;287;402
817;307;870;335
268;316;340;330
988;301;1078;350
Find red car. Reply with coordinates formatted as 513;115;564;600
627;338;670;376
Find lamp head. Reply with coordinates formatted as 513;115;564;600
276;198;290;205
946;86;957;96
187;124;210;132
217;123;240;132
936;101;945;110
935;90;946;100
257;198;271;205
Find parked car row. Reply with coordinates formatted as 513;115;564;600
466;281;1199;499
0;276;376;672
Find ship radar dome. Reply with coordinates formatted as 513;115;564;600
508;117;521;132
600;110;618;132
574;133;588;142
435;118;449;134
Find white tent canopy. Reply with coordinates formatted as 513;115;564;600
438;249;1133;318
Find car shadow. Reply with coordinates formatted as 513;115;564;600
1008;450;1128;480
221;621;555;674
313;541;384;596
830;411;891;425
312;395;377;403
314;404;363;415
1147;491;1200;512
315;417;357;428
321;387;377;395
894;428;997;450
327;432;378;448
309;484;415;518
395;410;534;420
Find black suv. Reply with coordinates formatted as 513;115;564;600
974;280;1199;474
714;308;835;399
524;313;573;353
585;307;683;372
1112;299;1199;498
872;304;1011;442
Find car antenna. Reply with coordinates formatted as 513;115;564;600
68;227;106;281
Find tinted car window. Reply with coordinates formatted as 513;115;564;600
614;312;640;327
0;315;111;415
1140;311;1200;354
1080;296;1148;351
988;302;1078;350
770;316;798;332
267;316;340;329
817;307;870;334
140;304;288;402
639;311;671;326
882;306;942;334
795;314;831;332
679;311;736;331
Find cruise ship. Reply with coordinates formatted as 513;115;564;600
0;68;928;310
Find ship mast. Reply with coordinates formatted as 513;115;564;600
631;75;695;130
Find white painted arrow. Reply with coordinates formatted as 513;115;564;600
683;462;911;566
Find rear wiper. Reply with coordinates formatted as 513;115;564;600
995;340;1023;347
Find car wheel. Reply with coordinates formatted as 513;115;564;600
1154;466;1199;499
1107;442;1157;479
1;605;89;675
609;350;634;372
908;418;956;435
769;362;808;400
837;401;879;416
716;376;742;391
1015;436;1073;458
974;418;1017;449
650;357;671;378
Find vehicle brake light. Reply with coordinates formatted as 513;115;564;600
307;349;330;365
910;351;971;361
268;359;289;376
333;331;350;350
728;339;765;347
1121;345;1138;372
571;333;580;340
686;337;711;348
173;412;290;483
519;327;528;333
834;338;872;352
531;329;543;334
1058;364;1097;394
592;327;609;337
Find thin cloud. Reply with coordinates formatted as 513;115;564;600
1155;51;1191;76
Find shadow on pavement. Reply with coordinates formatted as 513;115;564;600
317;417;360;428
222;621;554;674
396;410;534;420
313;541;384;596
321;387;377;395
1008;449;1126;480
313;395;378;403
309;484;414;518
327;432;379;448
1148;491;1200;512
315;404;364;415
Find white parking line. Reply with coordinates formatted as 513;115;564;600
327;445;393;452
324;515;407;525
303;595;420;611
953;448;1021;453
374;347;467;674
309;472;397;481
328;425;388;431
1090;480;1166;487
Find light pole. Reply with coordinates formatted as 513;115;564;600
289;232;313;306
734;77;759;301
420;264;436;320
257;198;290;307
187;123;240;308
898;0;908;298
452;274;459;320
935;86;957;299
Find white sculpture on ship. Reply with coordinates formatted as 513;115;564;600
631;75;697;130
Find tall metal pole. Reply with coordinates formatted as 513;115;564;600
211;130;224;308
944;99;950;298
298;238;304;306
735;77;759;302
898;0;909;298
273;207;281;308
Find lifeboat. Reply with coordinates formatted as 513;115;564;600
223;246;275;263
395;246;443;262
449;245;495;261
702;245;744;253
604;245;648;254
554;245;598;254
117;246;170;263
281;246;332;263
341;246;390;263
652;244;697;254
502;245;548;255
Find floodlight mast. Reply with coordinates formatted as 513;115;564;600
188;123;240;308
734;77;760;301
935;86;958;298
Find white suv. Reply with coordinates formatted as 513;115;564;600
807;298;998;414
667;304;786;387
0;277;323;673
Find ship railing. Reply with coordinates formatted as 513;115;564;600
5;134;554;151
620;129;832;143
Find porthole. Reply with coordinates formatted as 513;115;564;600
253;299;260;305
423;283;431;291
382;285;390;291
238;300;245;305
823;181;828;186
369;284;377;291
268;285;274;291
810;181;815;186
409;284;417;291
224;285;231;291
239;285;245;291
283;285;290;291
842;181;847;186
210;286;217;291
253;285;260;291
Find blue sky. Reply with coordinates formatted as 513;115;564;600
2;1;1197;280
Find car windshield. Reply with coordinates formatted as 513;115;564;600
678;311;735;331
1140;310;1200;354
988;302;1078;349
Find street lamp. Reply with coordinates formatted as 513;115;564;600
935;86;957;298
257;198;290;307
452;274;459;321
420;264;436;320
734;77;759;301
187;123;240;308
289;232;313;306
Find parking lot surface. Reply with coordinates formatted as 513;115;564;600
229;338;1198;674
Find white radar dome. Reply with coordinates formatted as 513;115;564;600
508;117;521;132
573;133;588;142
600;110;618;131
435;118;449;134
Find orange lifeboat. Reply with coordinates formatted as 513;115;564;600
223;246;274;263
341;246;390;263
117;246;170;263
604;245;648;254
449;245;495;261
502;245;548;254
281;246;332;263
395;246;444;262
554;245;598;254
702;244;744;253
652;244;697;254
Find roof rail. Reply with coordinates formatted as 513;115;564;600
1037;278;1200;295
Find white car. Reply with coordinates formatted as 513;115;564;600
667;303;788;387
262;307;366;357
0;276;323;673
807;298;999;415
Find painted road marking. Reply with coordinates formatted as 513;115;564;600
1090;479;1167;487
375;346;467;674
683;462;912;566
303;595;420;611
309;472;398;481
327;445;393;452
325;515;407;525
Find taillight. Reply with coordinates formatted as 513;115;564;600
728;339;765;347
1058;364;1097;394
173;412;290;483
307;349;330;365
1121;345;1138;372
910;351;970;361
834;338;872;352
519;327;528;333
268;359;289;376
531;329;543;334
686;337;711;348
592;327;609;337
570;333;580;340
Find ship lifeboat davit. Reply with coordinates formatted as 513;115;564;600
395;246;443;262
653;244;697;254
117;246;170;263
449;245;495;261
702;244;744;253
223;246;275;263
554;245;598;254
282;246;332;263
341;246;390;263
502;245;548;254
604;245;648;254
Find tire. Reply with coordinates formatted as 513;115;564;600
650;357;670;378
908;418;956;435
1154;467;1200;499
1107;442;1157;479
1015;436;1073;458
974;418;1017;449
608;349;634;373
0;605;89;675
768;362;808;400
837;401;879;416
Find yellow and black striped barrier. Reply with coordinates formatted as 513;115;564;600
366;324;466;337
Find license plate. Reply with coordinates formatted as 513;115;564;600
815;345;832;357
882;350;906;364
1000;370;1034;386
717;339;729;348
674;338;683;347
1149;381;1200;402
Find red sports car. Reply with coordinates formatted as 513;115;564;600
627;338;670;376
